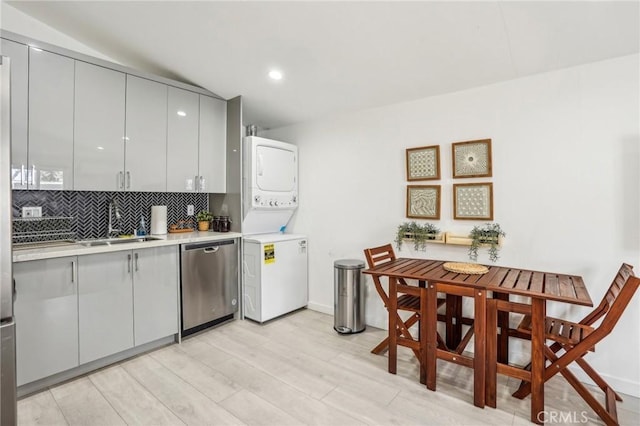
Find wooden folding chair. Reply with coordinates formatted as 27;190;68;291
511;263;640;426
363;245;445;368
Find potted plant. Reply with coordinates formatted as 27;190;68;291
196;210;213;231
395;221;440;251
468;223;506;263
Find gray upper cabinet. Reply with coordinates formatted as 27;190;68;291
28;48;74;190
125;75;168;192
199;95;227;193
0;39;29;190
166;87;199;192
13;257;79;386
74;62;126;191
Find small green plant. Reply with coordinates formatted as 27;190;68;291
196;210;213;222
395;221;440;251
468;223;506;263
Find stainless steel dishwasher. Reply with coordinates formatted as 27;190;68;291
180;239;238;336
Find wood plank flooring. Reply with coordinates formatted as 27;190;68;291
18;309;639;425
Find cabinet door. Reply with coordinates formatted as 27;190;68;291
0;39;29;190
28;48;74;190
74;62;126;191
78;251;134;364
133;246;179;346
199;95;227;193
125;75;167;192
166;87;199;192
13;257;79;386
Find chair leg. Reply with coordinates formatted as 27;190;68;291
455;325;475;354
371;314;419;354
548;349;619;426
575;357;623;402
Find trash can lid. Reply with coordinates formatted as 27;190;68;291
334;259;365;269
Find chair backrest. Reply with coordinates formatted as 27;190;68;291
364;243;397;268
597;272;640;336
581;263;635;326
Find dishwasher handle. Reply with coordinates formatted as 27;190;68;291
182;239;236;252
203;247;219;253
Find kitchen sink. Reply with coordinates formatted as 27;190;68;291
78;236;163;247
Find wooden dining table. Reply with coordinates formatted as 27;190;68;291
363;258;593;424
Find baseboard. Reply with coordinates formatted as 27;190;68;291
306;301;333;315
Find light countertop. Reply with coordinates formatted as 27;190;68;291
13;231;243;263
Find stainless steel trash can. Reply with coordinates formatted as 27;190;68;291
334;259;366;334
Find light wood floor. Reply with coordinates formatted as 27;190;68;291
18;309;639;425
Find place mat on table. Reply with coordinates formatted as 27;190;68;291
443;262;489;275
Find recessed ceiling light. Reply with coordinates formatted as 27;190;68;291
97;146;104;150
177;111;187;117
268;70;283;81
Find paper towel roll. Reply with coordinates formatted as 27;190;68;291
151;205;167;235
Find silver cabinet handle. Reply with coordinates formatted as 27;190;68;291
31;164;36;187
127;254;132;273
194;175;199;192
119;171;124;190
134;252;139;271
21;164;25;186
71;261;76;283
126;171;131;189
199;175;204;192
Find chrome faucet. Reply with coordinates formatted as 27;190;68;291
108;198;122;237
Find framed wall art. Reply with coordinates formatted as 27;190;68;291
452;139;492;178
406;145;440;181
453;182;493;220
406;185;441;219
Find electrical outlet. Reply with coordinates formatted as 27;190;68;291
187;205;194;216
22;206;42;218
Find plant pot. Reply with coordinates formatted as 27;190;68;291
198;221;210;231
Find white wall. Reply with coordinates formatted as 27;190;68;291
0;3;117;62
265;54;640;397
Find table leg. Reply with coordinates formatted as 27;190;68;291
494;292;510;364
388;277;397;375
485;298;498;408
473;289;486;408
445;294;462;349
531;298;546;424
425;281;438;391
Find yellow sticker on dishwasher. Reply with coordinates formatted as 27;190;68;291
264;244;275;264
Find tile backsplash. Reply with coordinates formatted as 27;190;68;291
12;190;208;242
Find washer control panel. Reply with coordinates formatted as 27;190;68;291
252;194;298;209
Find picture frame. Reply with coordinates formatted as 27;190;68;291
453;182;493;220
406;185;441;219
406;145;440;181
452;139;492;178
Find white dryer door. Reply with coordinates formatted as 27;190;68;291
256;145;296;192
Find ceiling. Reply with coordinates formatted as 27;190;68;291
5;1;639;130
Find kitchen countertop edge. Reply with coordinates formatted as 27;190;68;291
13;232;244;262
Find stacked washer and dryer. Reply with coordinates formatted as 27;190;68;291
242;136;308;322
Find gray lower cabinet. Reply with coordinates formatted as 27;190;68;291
78;246;178;364
78;250;134;364
133;246;179;345
13;257;79;386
